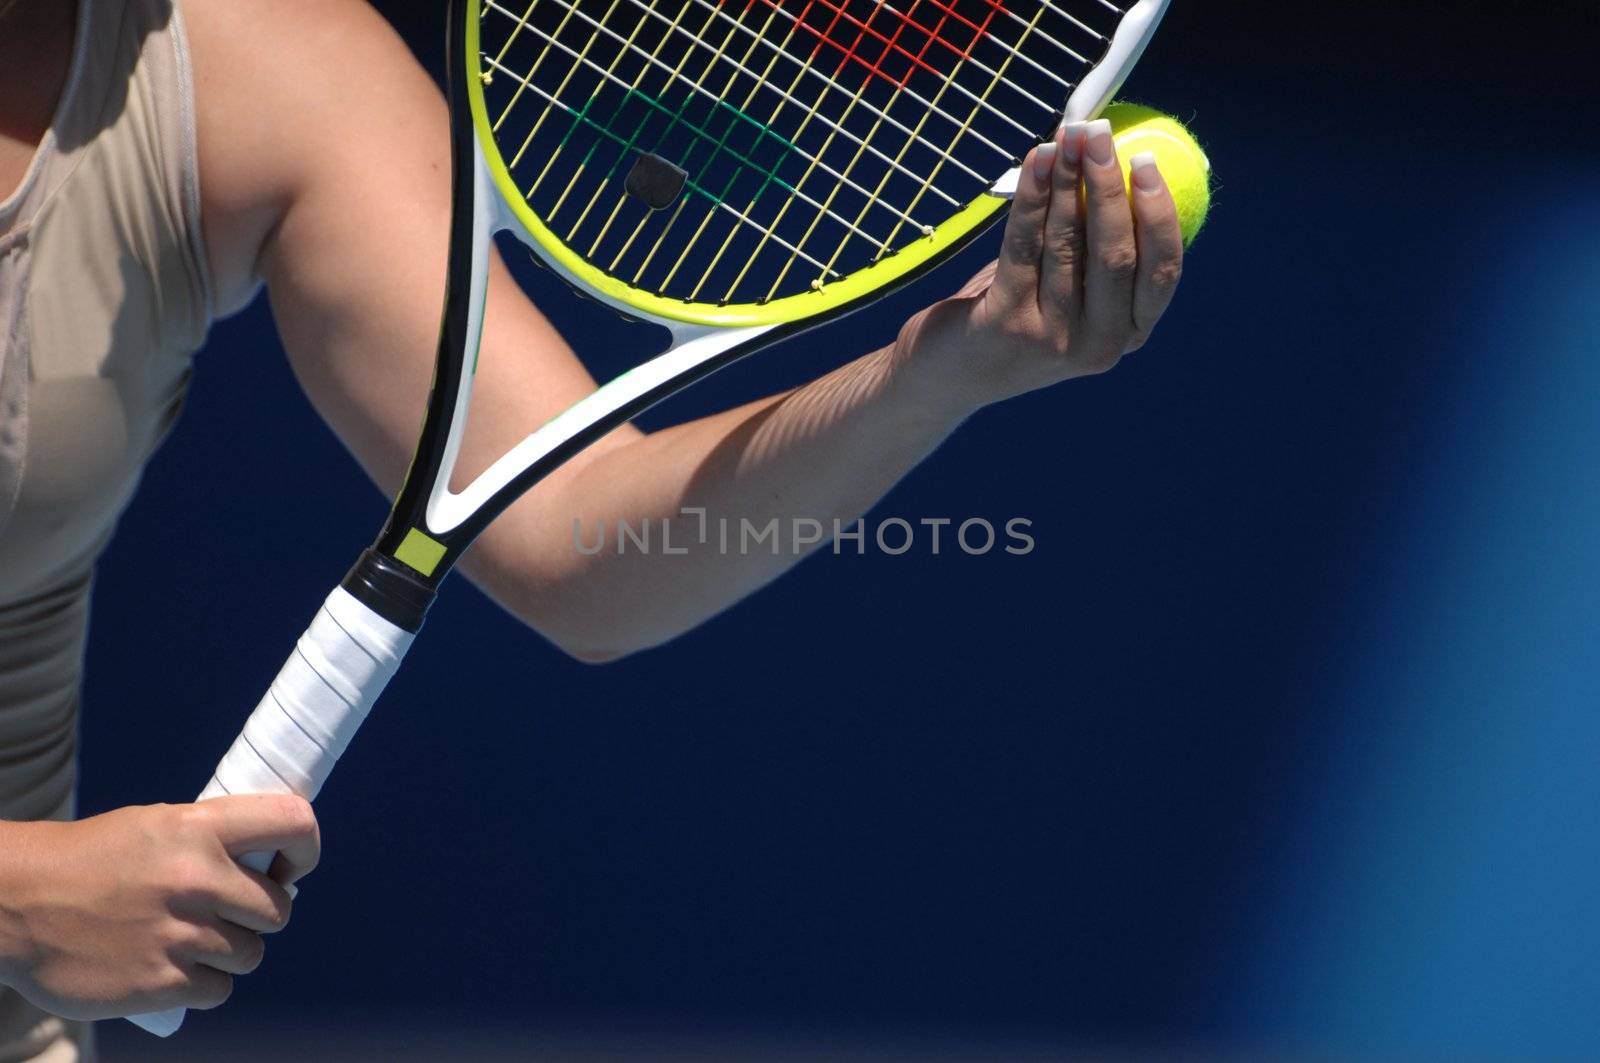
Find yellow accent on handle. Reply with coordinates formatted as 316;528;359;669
464;0;1009;329
394;528;448;577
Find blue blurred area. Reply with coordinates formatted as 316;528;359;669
79;2;1600;1057
1226;197;1600;1057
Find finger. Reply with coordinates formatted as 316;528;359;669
1038;120;1088;318
268;849;314;889
213;866;295;934
205;794;321;882
1080;118;1140;340
989;139;1056;312
180;919;265;977
181;963;236;1011
1127;153;1184;348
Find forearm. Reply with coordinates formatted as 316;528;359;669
458;123;1191;660
466;344;971;659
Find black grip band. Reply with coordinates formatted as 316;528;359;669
341;550;437;633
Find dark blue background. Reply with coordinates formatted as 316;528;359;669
91;2;1600;1058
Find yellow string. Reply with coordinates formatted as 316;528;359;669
576;0;755;263
618;0;786;284
811;0;972;283
495;0;625;179
524;0;678;212
665;3;832;298
756;3;925;302
872;2;1048;259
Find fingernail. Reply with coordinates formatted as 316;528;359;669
285;883;299;900
1130;152;1164;193
1032;141;1057;184
1059;122;1087;166
1086;118;1115;166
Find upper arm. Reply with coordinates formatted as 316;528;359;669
187;0;637;510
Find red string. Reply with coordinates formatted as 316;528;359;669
733;0;1004;89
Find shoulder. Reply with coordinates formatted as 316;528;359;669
182;0;444;316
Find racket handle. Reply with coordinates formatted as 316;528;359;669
126;584;416;1036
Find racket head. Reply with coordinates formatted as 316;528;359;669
465;0;1170;328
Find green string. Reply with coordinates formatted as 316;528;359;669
556;86;797;206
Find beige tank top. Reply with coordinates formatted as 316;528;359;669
0;0;213;1055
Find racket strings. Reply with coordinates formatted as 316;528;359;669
745;0;1034;149
584;0;818;278
642;0;830;292
668;0;926;298
491;0;848;276
496;0;939;239
863;0;1050;264
543;0;922;242
620;0;984;197
545;0;711;236
558;0;785;250
742;0;987;298
479;0;1128;305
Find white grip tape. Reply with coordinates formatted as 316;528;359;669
127;586;415;1037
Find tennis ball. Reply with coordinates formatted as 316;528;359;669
1104;102;1212;245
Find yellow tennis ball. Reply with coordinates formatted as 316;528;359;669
1104;102;1212;245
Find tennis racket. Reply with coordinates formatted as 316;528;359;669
130;0;1170;1035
